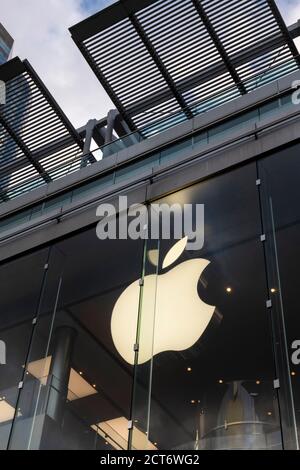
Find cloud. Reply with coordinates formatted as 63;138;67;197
276;0;300;23
0;0;115;128
276;0;300;51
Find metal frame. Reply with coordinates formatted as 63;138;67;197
70;0;299;134
0;58;83;200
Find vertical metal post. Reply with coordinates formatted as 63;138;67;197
46;326;77;425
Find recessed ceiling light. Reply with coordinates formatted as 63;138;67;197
92;417;157;451
191;400;196;404
271;288;276;293
187;367;192;372
219;379;224;384
79;371;83;376
27;356;97;401
0;401;16;423
291;371;296;376
256;380;261;385
267;411;272;416
226;287;232;293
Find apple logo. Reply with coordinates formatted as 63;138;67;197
111;237;216;365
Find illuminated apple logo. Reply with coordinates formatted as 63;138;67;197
111;237;216;365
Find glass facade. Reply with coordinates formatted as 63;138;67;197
0;143;300;449
0;23;13;65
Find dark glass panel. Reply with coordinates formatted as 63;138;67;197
134;163;281;450
10;227;144;449
259;143;300;449
0;249;48;449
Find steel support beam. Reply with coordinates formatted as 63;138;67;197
266;0;300;66
129;13;193;120
24;60;83;149
0;115;51;183
289;20;300;39
73;39;137;132
125;34;293;117
191;0;246;95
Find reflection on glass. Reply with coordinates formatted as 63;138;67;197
132;164;282;450
0;249;49;449
8;233;144;450
259;143;300;448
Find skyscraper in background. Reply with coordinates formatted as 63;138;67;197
0;23;13;64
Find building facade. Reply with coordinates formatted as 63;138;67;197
0;23;13;65
0;0;300;451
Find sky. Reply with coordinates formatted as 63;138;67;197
0;0;300;129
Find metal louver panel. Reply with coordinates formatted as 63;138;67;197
70;0;299;136
0;58;83;200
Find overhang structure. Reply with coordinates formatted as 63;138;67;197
70;0;300;136
0;58;84;200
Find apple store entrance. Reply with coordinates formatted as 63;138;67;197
1;148;300;450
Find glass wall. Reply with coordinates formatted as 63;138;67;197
0;249;49;449
259;143;300;449
8;230;144;450
132;164;282;450
2;143;300;449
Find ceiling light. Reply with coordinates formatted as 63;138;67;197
68;370;97;400
191;400;196;404
226;287;232;293
0;401;15;423
187;367;192;372
271;288;276;293
291;371;296;376
27;356;97;401
267;412;272;416
256;380;261;385
92;417;157;451
219;379;224;384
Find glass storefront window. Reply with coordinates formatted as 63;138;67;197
8;230;144;450
259;143;300;449
132;164;282;450
3;145;300;449
0;249;49;449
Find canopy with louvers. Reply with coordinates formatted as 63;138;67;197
70;0;300;136
0;58;83;201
